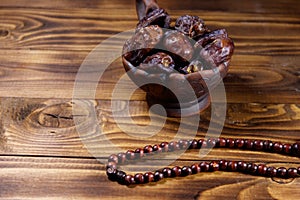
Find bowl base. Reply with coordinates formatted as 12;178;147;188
146;94;210;117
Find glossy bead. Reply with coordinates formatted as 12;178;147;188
191;164;201;174
273;142;283;153
263;140;273;151
227;161;238;171
235;139;245;148
207;138;216;148
160;142;169;152
134;148;144;158
116;170;127;184
287;168;298;178
169;141;180;151
292;143;300;156
200;162;210;172
134;173;145;184
237;161;248;172
154;171;164;182
266;167;277;177
143;145;153;154
247;163;258;174
144;172;155;183
106;168;118;181
197;139;204;148
298;167;300;176
117;153;127;164
178;139;189;149
244;139;254;149
106;162;117;170
171;166;182;177
226;138;235;148
209;161;220;171
126;150;135;160
152;144;162;153
162;167;172;178
124;175;135;185
277;167;287;178
219;160;228;171
283;144;292;154
253;140;264;150
108;154;118;164
257;164;267;176
218;138;227;147
181;166;193;176
188;139;198;149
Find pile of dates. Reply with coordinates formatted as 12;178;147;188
123;8;234;75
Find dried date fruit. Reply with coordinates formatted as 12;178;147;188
175;15;208;38
180;60;210;74
194;29;228;48
137;8;171;29
163;30;194;63
138;52;175;73
123;25;163;65
199;37;234;67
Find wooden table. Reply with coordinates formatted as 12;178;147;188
1;0;300;199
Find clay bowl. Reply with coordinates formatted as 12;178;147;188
122;56;229;117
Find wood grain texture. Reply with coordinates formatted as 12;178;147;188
0;0;300;199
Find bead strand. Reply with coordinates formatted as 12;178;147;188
106;138;300;185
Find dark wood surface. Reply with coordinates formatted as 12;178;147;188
0;0;300;199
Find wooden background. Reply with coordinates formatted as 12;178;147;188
0;0;300;199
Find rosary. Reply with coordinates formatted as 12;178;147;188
106;137;300;185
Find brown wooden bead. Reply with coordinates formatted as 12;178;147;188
200;162;210;172
171;166;182;177
253;140;264;150
106;162;117;170
188;139;198;149
191;164;201;174
277;167;287;178
162;167;172;178
263;140;273;151
273;142;283;153
207;138;217;148
287;168;298;178
134;173;145;184
283;144;292;154
117;153;127;164
124;175;135;185
244;139;254;149
257;164;267;176
292;143;300;156
108;154;118;164
247;163;258;174
219;160;228;171
154;171;164;182
198;139;207;148
144;172;155;183
152;144;162;153
116;170;127;184
266;167;277;177
134;148;144;158
106;168;118;181
181;166;192;176
227;161;238;171
235;139;245;148
178;139;189;149
298;167;300;176
126;150;135;160
143;145;153;154
237;161;247;172
218;138;227;147
209;161;219;171
226;138;235;148
169;141;180;151
160;142;169;152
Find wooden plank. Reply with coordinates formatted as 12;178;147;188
1;98;299;157
0;51;299;102
0;156;299;200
